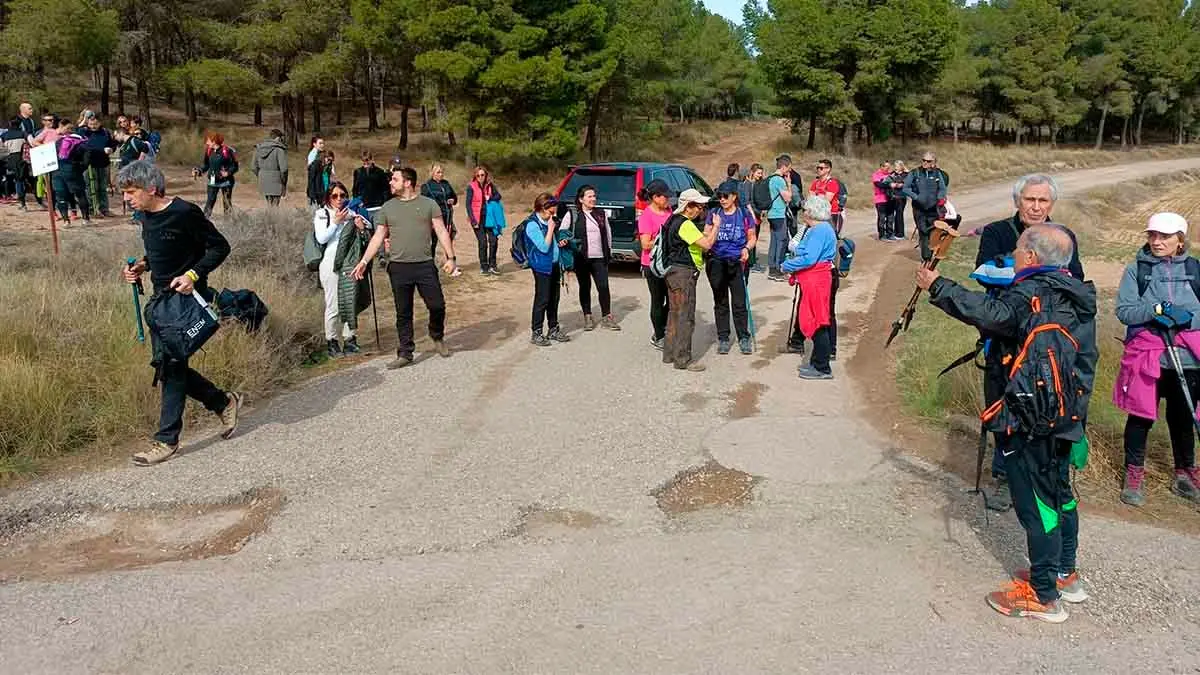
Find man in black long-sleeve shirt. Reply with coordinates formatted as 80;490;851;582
118;160;243;466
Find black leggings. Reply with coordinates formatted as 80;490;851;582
575;257;611;317
204;185;233;217
643;265;668;340
1124;369;1200;469
875;202;893;238
474;226;498;271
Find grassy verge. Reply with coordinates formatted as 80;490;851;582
0;209;323;478
894;172;1200;492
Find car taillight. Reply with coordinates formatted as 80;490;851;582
634;169;647;214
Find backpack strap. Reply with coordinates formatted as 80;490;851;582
1187;257;1200;302
1136;259;1153;297
1135;257;1200;299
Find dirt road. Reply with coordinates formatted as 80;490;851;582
3;156;1200;672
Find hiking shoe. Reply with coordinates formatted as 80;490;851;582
829;351;837;361
986;579;1068;623
101;211;116;218
675;361;706;372
489;267;501;276
1172;467;1200;502
433;340;451;358
219;392;243;440
327;339;343;359
531;332;551;347
17;203;27;212
798;365;833;380
386;355;413;369
584;315;596;331
987;478;1013;512
82;219;93;227
650;337;664;351
717;339;731;355
1121;465;1146;506
601;314;621;331
1013;569;1089;604
548;327;571;343
342;337;361;354
768;272;786;283
132;440;179;466
739;337;753;355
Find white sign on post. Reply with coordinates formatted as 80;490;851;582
30;144;58;177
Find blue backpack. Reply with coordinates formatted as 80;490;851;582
146;130;162;159
836;237;855;277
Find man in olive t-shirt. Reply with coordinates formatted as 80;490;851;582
354;166;457;369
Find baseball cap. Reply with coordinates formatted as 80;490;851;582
674;188;710;214
642;179;671;198
1146;212;1188;236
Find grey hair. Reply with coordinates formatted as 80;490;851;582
1018;223;1074;268
775;154;792;169
801;195;832;223
116;159;166;195
1012;174;1060;206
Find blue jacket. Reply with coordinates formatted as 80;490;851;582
525;214;558;275
782;221;837;273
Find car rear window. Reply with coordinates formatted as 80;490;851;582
560;169;637;203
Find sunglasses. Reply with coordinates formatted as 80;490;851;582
717;193;734;200
330;193;348;200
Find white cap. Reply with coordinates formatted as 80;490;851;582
674;188;711;214
1146;212;1188;236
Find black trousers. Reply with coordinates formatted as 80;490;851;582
387;260;446;358
915;207;940;261
875;202;894;238
643;265;668;341
1006;437;1078;604
52;165;90;220
204;185;234;217
706;258;749;341
1124;369;1200;469
474;226;498;271
531;266;562;334
789;268;840;353
265;195;281;207
809;325;833;374
891;198;907;238
575;256;611;316
154;358;228;446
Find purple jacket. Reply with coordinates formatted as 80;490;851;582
1113;328;1200;420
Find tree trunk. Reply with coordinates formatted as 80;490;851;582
100;63;110;116
136;76;151;129
1135;99;1146;146
335;82;343;127
312;95;321;133
184;82;197;125
806;112;816;149
281;95;298;147
421;104;429;131
587;90;604;162
841;126;852;158
115;67;125;114
1121;115;1129;150
296;95;307;135
1178;108;1185;146
365;72;379;132
1094;104;1108;150
436;94;453;146
254;104;263;127
1049;124;1058;149
952;120;959;144
1015;125;1024;145
399;101;409;150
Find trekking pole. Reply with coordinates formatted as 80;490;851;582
784;280;799;348
125;256;145;343
366;262;381;349
1159;325;1200;436
744;262;757;352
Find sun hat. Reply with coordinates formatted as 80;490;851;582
673;188;710;214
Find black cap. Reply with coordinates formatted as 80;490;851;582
643;179;671;198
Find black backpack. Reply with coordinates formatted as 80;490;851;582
751;179;773;212
216;288;269;332
1136;255;1200;299
145;290;221;363
511;216;533;268
980;293;1086;439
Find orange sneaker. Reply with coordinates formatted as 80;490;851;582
986;578;1068;623
1012;569;1089;603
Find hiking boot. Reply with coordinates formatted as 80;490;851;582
601;314;621;331
1013;569;1089;604
798;365;833;380
717;339;731;355
986;579;1068;623
219;392;243;440
327;339;343;359
583;315;596;331
675;361;706;372
386;355;413;369
17;203;27;212
132;440;179;466
548;327;570;343
1171;467;1200;502
433;340;451;358
531;332;551;347
342;337;361;354
489;267;501;276
739;337;753;355
1121;465;1146;506
101;211;116;218
650;337;664;351
987;478;1013;512
768;272;786;283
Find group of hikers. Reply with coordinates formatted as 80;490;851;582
78;107;1197;628
1;104;159;224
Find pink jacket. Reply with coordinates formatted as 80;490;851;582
871;169;889;205
1113;328;1200;420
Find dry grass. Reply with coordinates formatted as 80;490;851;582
0;208;323;477
895;171;1200;494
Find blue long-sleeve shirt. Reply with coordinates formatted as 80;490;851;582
525;214;559;273
781;221;837;273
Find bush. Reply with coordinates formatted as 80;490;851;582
0;208;323;475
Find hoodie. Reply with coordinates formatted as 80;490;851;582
252;137;289;197
929;268;1099;435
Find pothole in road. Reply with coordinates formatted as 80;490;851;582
652;461;757;515
725;382;768;419
0;488;285;583
510;505;612;539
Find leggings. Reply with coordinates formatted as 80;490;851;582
575;256;611;316
474;226;498;271
204;185;233;217
1124;369;1200;469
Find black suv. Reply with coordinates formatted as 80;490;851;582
553;162;714;263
